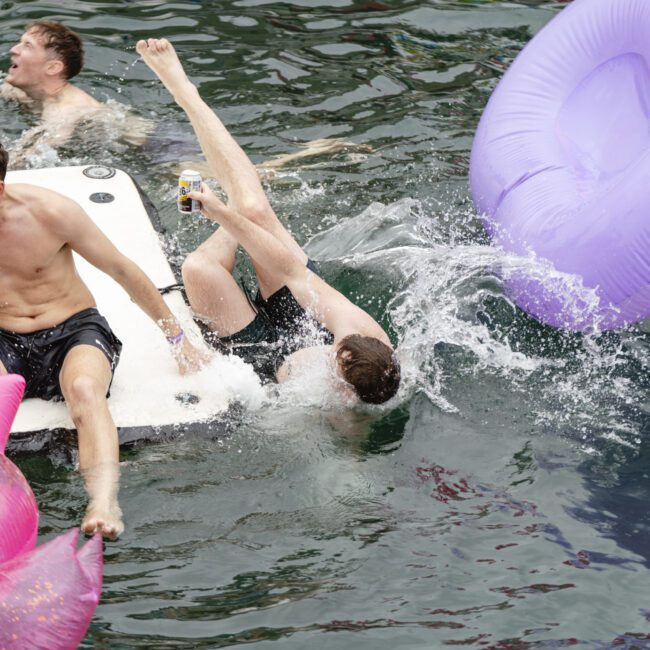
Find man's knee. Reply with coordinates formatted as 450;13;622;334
182;250;209;287
182;249;232;286
63;374;107;418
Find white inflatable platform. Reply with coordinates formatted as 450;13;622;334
6;166;252;450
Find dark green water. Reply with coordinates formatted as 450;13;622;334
3;0;650;647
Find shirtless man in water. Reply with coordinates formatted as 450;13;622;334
0;146;207;538
2;21;149;162
136;39;400;405
3;20;367;174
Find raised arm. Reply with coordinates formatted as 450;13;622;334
190;184;391;346
46;193;209;373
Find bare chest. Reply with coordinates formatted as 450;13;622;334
0;218;67;281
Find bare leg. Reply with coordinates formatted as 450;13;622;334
170;137;373;176
0;360;6;374
259;138;373;169
136;38;307;298
182;226;257;336
59;345;123;540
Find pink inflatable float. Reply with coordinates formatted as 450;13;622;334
0;529;103;648
0;374;37;562
0;373;103;649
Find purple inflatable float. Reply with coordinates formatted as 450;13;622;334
470;0;650;331
0;374;103;649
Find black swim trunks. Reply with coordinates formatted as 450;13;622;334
254;260;334;343
0;308;122;401
207;259;333;383
205;312;286;383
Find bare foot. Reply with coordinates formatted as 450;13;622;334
135;38;195;101
82;500;124;540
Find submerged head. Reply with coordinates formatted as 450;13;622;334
335;334;401;405
7;21;83;91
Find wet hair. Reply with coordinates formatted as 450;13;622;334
0;144;8;181
336;334;401;405
26;20;83;79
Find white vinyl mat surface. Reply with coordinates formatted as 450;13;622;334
7;166;260;439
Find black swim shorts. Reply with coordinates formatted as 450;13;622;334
254;259;334;344
205;311;287;383
206;259;334;383
0;308;122;401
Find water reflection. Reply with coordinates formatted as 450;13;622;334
572;412;650;568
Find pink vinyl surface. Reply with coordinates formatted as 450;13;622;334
0;374;103;649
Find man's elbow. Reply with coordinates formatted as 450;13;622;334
107;257;136;284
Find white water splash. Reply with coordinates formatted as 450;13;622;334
303;195;649;455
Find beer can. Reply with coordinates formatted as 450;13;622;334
178;169;202;213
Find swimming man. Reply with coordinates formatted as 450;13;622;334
2;21;149;162
136;38;400;405
0;144;207;539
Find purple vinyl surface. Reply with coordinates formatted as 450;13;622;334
470;0;650;330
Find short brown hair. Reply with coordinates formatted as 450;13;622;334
26;21;83;79
336;334;401;404
0;144;8;181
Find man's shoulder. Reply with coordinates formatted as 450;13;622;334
9;183;77;214
0;82;34;105
11;182;68;200
276;344;333;383
41;86;102;123
66;85;102;110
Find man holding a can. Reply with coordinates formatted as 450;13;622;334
137;38;400;405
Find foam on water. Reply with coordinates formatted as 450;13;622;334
152;352;267;418
304;197;548;410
